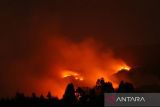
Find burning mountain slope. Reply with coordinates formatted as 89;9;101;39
41;37;131;98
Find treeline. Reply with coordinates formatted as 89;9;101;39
0;78;134;107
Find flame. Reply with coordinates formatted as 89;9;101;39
119;66;130;71
62;70;84;81
117;64;131;71
62;70;78;77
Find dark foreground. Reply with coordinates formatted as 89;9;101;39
0;78;136;107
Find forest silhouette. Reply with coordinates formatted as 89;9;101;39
0;78;135;107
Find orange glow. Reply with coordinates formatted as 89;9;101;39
62;70;84;81
79;77;83;81
62;70;78;78
119;66;130;71
116;64;131;71
40;37;131;99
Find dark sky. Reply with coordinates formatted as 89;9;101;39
1;0;160;54
1;0;160;44
0;0;160;98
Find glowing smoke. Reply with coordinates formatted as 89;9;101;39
39;37;130;98
0;37;130;99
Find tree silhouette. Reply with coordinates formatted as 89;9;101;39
62;83;76;105
117;81;135;93
95;78;114;94
96;78;105;88
47;92;52;100
103;82;114;93
32;92;37;99
0;79;136;107
75;87;85;101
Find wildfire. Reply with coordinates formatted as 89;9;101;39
117;65;131;71
41;37;132;98
62;70;84;81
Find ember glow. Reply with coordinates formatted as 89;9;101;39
116;64;131;71
62;70;84;81
119;66;131;71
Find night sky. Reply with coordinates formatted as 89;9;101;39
0;0;160;98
